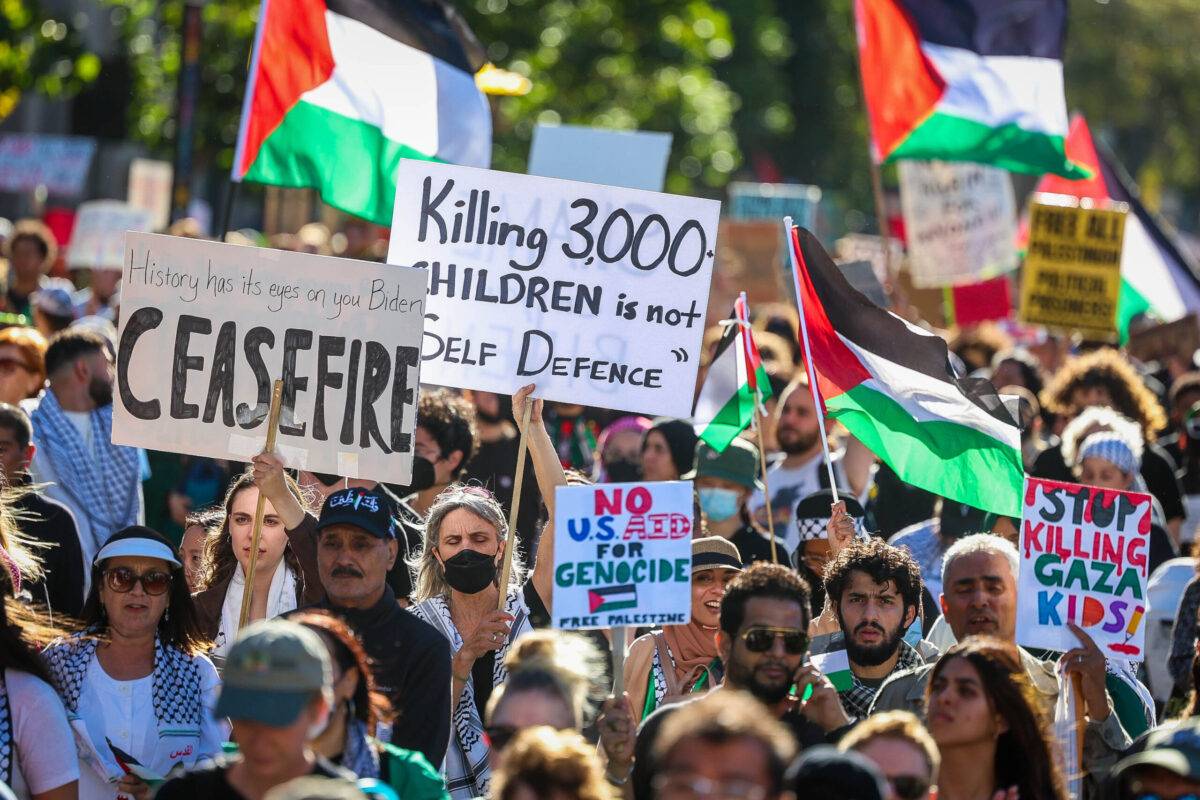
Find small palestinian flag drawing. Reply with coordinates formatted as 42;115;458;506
589;584;638;614
811;649;855;693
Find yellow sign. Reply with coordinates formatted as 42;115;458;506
1019;202;1126;338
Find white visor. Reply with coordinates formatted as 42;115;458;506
93;538;181;568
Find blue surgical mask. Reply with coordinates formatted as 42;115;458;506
699;487;741;522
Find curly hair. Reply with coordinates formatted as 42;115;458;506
417;388;478;478
824;538;923;613
292;610;392;729
927;637;1066;800
1040;348;1167;437
719;562;811;638
492;727;614;800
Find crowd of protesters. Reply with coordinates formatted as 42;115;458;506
4;217;1200;800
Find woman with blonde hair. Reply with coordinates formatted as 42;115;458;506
408;385;562;799
490;727;613;800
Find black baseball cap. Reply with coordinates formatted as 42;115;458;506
316;488;396;540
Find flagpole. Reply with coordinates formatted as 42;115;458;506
783;216;841;504
738;291;779;564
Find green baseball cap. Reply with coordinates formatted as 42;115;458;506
683;439;762;490
215;619;332;727
1114;720;1200;781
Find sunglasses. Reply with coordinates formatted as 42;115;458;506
484;725;518;752
740;626;808;655
103;566;173;596
891;776;931;800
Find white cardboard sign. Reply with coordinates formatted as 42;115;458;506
528;124;672;192
69;201;154;270
552;481;694;630
387;161;720;417
114;233;427;482
899;160;1018;288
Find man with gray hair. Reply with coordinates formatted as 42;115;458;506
870;533;1133;779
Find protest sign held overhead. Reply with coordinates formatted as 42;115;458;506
113;233;427;482
1016;477;1151;661
898;160;1017;288
528;124;672;192
1018;200;1127;339
387;161;720;418
0;133;96;197
552;481;693;630
69;201;154;270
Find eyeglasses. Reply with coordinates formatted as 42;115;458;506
652;774;768;800
0;358;31;375
740;626;808;654
103;566;172;596
891;776;931;800
484;725;518;752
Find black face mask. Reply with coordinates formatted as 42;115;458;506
441;549;497;594
605;457;642;483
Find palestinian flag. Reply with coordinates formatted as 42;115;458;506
855;0;1086;179
1022;115;1200;342
811;649;854;693
692;295;772;453
232;0;492;226
790;226;1023;517
589;584;637;614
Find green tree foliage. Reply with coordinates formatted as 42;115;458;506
0;0;100;122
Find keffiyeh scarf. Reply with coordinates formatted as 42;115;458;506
213;562;298;657
0;674;10;786
44;631;203;725
31;391;140;550
412;590;532;800
839;641;923;720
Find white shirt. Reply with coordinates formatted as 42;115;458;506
6;668;79;800
749;449;871;552
73;654;222;800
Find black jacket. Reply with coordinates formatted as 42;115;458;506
16;485;85;617
304;586;452;768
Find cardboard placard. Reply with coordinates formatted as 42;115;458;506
1018;201;1126;338
708;219;788;322
728;182;821;229
113;233;427;482
0;133;96;196
528;124;672;192
552;481;694;630
128;158;174;232
69;201;154;270
386;161;720;417
898;160;1018;288
1016;477;1151;661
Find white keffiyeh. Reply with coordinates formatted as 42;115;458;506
411;589;532;800
212;562;298;657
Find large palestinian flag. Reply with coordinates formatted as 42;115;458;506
855;0;1086;179
232;0;492;225
1023;115;1200;341
790;226;1023;517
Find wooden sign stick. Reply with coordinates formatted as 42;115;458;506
497;399;533;611
238;379;285;631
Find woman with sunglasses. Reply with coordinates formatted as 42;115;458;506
43;527;221;800
192;462;319;657
925;637;1065;800
621;537;742;721
408;385;563;800
288;611;448;800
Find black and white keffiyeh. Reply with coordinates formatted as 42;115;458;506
0;673;11;786
796;514;869;543
31;390;140;550
838;641;923;720
44;631;203;725
412;590;532;800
